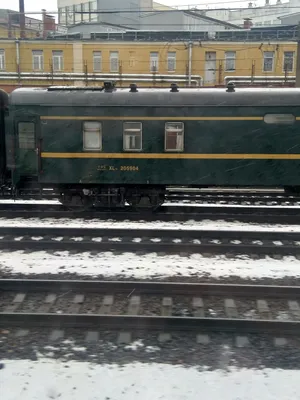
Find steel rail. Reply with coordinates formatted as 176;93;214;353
1;313;299;334
0;226;299;240
1;279;300;297
0;204;300;224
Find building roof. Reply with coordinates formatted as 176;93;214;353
278;12;300;19
152;2;174;10
140;9;242;29
184;10;242;29
67;21;135;31
48;25;298;42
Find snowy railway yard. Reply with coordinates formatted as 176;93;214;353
2;197;300;399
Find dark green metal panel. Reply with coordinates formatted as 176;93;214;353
8;88;300;188
39;158;300;186
38;105;300;187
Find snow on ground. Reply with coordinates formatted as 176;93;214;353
0;199;60;205
1;358;300;400
1;217;300;232
0;250;300;279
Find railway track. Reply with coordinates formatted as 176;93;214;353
0;226;299;256
2;188;300;206
1;279;300;335
167;191;300;205
1;203;300;224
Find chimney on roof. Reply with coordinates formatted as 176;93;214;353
265;0;270;5
248;2;253;7
42;9;56;38
244;18;253;29
7;11;12;39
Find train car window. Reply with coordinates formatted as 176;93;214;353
165;122;184;151
83;121;102;151
264;114;295;124
123;122;142;151
18;122;35;149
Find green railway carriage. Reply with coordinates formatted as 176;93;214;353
0;89;8;184
7;83;300;208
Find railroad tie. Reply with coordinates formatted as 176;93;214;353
49;330;64;341
274;337;288;347
196;334;210;345
224;298;238;318
161;297;173;316
99;295;114;314
85;331;99;343
192;297;205;317
69;294;85;313
127;295;141;315
256;299;271;319
288;300;300;319
117;332;132;344
235;336;249;348
37;294;57;313
4;293;26;312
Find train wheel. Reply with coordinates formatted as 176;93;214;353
59;193;92;211
126;190;165;210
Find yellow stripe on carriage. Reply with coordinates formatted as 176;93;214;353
40;116;264;121
41;153;300;160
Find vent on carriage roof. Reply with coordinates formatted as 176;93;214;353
129;83;138;92
226;82;235;92
170;83;179;92
104;81;115;92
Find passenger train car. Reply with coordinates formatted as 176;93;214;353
2;82;300;208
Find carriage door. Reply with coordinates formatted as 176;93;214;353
16;118;38;176
204;52;216;85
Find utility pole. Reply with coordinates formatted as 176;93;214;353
19;0;25;39
295;22;300;87
188;41;192;87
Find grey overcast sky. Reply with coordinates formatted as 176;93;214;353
8;0;256;14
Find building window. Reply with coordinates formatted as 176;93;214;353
32;50;43;71
263;51;274;72
150;52;159;72
52;50;64;71
283;51;294;72
0;49;5;71
93;51;102;72
264;114;295;124
225;51;236;72
165;122;184;152
18;122;35;149
167;52;176;72
58;7;66;25
83;121;102;150
123;122;142;151
110;51;119;73
90;1;97;11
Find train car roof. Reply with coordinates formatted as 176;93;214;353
9;86;300;107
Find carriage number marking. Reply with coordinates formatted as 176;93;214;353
120;166;139;171
97;165;139;171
